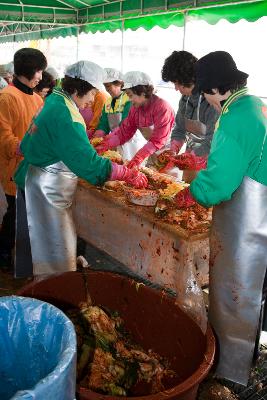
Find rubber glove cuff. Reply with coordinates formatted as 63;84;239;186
110;163;148;188
95;133;120;154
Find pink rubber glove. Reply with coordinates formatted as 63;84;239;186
93;130;106;138
127;143;156;169
95;133;121;154
174;152;207;171
174;187;196;208
110;163;148;189
170;139;184;154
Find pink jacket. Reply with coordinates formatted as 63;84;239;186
112;94;174;153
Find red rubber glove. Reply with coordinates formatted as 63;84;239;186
156;150;175;173
174;152;207;171
110;163;148;189
174;187;196;208
159;160;176;173
127;156;144;170
157;150;174;163
95;133;120;154
170;139;184;154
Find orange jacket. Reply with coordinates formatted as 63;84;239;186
0;85;43;195
88;91;108;132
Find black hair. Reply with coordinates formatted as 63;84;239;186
202;79;248;96
104;80;123;87
35;71;54;92
161;50;197;87
62;76;95;97
14;48;47;80
127;84;154;98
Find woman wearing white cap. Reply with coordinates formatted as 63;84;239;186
96;71;174;169
93;68;130;138
94;68;146;161
14;60;147;277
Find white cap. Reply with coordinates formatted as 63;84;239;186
65;60;104;90
103;68;123;83
0;77;7;90
123;71;153;89
46;66;59;80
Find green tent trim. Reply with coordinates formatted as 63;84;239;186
0;0;266;43
188;1;267;24
80;11;185;34
80;1;267;34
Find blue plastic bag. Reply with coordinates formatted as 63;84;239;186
0;296;77;400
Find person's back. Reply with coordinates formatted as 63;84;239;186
16;88;86;170
0;84;43;194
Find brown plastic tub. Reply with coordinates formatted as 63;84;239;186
19;271;215;400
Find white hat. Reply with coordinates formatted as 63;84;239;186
0;77;7;89
103;68;123;83
123;71;153;89
46;66;59;80
65;60;104;90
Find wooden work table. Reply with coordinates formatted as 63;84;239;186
72;180;210;328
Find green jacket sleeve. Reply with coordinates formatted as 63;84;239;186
190;129;247;207
121;101;131;122
54;112;112;185
97;106;110;134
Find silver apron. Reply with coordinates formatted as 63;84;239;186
108;112;122;131
184;95;207;152
25;161;78;276
210;176;267;385
182;96;207;182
